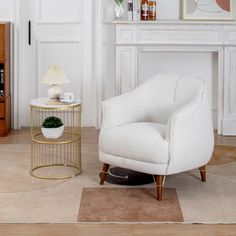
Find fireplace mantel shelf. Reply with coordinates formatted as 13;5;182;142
112;20;236;25
114;21;236;135
114;21;236;46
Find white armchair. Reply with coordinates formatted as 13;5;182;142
99;74;214;200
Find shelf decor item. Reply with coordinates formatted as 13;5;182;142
127;0;133;20
114;0;125;19
42;64;69;99
141;0;149;20
0;68;4;97
41;116;64;139
183;0;234;20
133;0;141;21
149;0;157;20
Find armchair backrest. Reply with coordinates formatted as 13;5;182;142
137;74;205;124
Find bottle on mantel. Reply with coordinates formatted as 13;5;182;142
141;0;149;20
149;0;156;20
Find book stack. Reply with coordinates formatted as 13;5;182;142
127;0;141;21
127;0;157;21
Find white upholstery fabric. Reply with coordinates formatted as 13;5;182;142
100;122;168;164
99;73;214;176
99;152;169;176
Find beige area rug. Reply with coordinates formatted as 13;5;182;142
78;188;184;222
0;144;68;193
209;145;236;165
0;143;235;193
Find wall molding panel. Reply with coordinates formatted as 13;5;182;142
116;46;137;94
38;0;83;24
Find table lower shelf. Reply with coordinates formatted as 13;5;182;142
32;131;80;144
30;164;82;180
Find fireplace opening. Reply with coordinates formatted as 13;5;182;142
139;50;219;130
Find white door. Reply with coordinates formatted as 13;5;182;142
20;0;95;127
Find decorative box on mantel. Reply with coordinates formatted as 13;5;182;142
113;20;236;135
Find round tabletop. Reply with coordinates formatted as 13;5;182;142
30;97;81;109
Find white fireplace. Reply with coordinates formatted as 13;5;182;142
114;20;236;135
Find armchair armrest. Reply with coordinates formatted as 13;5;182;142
101;90;147;130
165;95;214;175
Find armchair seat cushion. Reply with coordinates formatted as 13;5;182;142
99;122;169;164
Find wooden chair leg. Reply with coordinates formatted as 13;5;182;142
199;166;206;182
155;175;164;201
99;163;110;185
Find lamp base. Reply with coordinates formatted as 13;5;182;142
48;85;62;99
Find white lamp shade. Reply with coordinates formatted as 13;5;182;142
42;64;69;85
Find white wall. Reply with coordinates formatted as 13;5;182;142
0;0;12;20
152;0;181;19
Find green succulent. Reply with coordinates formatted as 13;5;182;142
42;116;64;128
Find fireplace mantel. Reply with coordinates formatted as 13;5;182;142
114;20;236;135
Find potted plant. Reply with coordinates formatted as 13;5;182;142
41;116;64;139
114;0;124;19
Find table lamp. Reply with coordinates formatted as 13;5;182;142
42;64;69;99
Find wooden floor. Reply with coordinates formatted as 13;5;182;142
0;224;236;236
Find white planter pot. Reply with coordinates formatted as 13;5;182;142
41;125;64;139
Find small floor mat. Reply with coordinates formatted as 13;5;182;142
78;188;184;222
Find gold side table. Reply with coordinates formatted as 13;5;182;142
30;98;82;179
